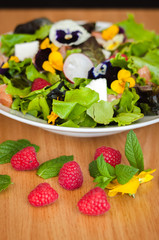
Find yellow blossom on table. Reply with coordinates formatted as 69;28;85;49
102;24;119;41
111;69;136;94
42;51;63;74
107;169;156;197
2;56;19;68
47;111;59;125
40;37;59;52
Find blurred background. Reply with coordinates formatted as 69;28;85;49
0;1;159;8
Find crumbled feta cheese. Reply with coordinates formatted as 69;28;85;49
86;78;107;101
15;41;39;61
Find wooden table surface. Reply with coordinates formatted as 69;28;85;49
0;8;159;240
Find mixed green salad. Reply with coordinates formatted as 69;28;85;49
0;14;159;128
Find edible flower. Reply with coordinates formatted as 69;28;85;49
2;56;19;68
40;37;59;52
47;111;59;125
107;169;156;197
103;34;124;51
49;20;90;47
42;51;63;74
111;69;136;94
102;24;119;40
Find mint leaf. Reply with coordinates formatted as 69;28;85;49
93;176;112;189
96;154;111;177
0;139;39;164
89;156;116;179
125;130;144;171
16;139;39;153
115;164;139;184
0;175;12;192
105;162;116;176
37;155;74;179
89;160;101;178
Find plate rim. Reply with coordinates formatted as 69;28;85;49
1;104;159;134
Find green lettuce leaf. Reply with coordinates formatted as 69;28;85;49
1;24;52;56
117;88;140;114
113;112;144;126
26;63;48;82
118;14;158;42
53;87;99;122
87;99;119;125
129;49;159;85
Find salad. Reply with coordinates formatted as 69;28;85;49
0;15;159;128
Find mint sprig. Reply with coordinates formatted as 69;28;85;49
125;130;144;171
0;139;40;164
89;155;116;189
0;175;12;192
89;130;145;188
37;155;74;179
115;164;139;184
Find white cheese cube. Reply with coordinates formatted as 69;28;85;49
15;41;39;61
86;78;107;101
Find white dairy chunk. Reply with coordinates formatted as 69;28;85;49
15;41;39;61
86;78;107;101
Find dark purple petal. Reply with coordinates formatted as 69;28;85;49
0;67;8;75
35;48;51;71
56;30;82;44
88;60;120;87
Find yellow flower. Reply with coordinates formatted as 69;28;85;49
107;169;156;197
40;37;59;52
104;34;124;51
42;51;63;74
47;111;59;125
2;56;19;68
102;24;119;40
111;69;136;94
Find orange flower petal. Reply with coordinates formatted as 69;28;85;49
102;24;119;40
126;77;136;88
40;38;50;49
48;51;63;71
42;61;55;74
118;69;131;81
111;80;125;94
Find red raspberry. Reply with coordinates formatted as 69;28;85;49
94;146;121;167
31;78;51;91
77;187;110;216
11;146;39;171
58;161;83;190
28;183;58;207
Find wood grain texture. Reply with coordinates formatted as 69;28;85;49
0;9;159;240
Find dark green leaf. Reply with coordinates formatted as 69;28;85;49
89;160;101;178
105;162;116;176
96;154;111;177
37;155;73;179
94;176;112;189
125;130;144;171
115;164;139;184
0;139;39;164
0;175;12;192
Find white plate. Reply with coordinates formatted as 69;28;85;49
0;104;159;137
1;21;159;137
